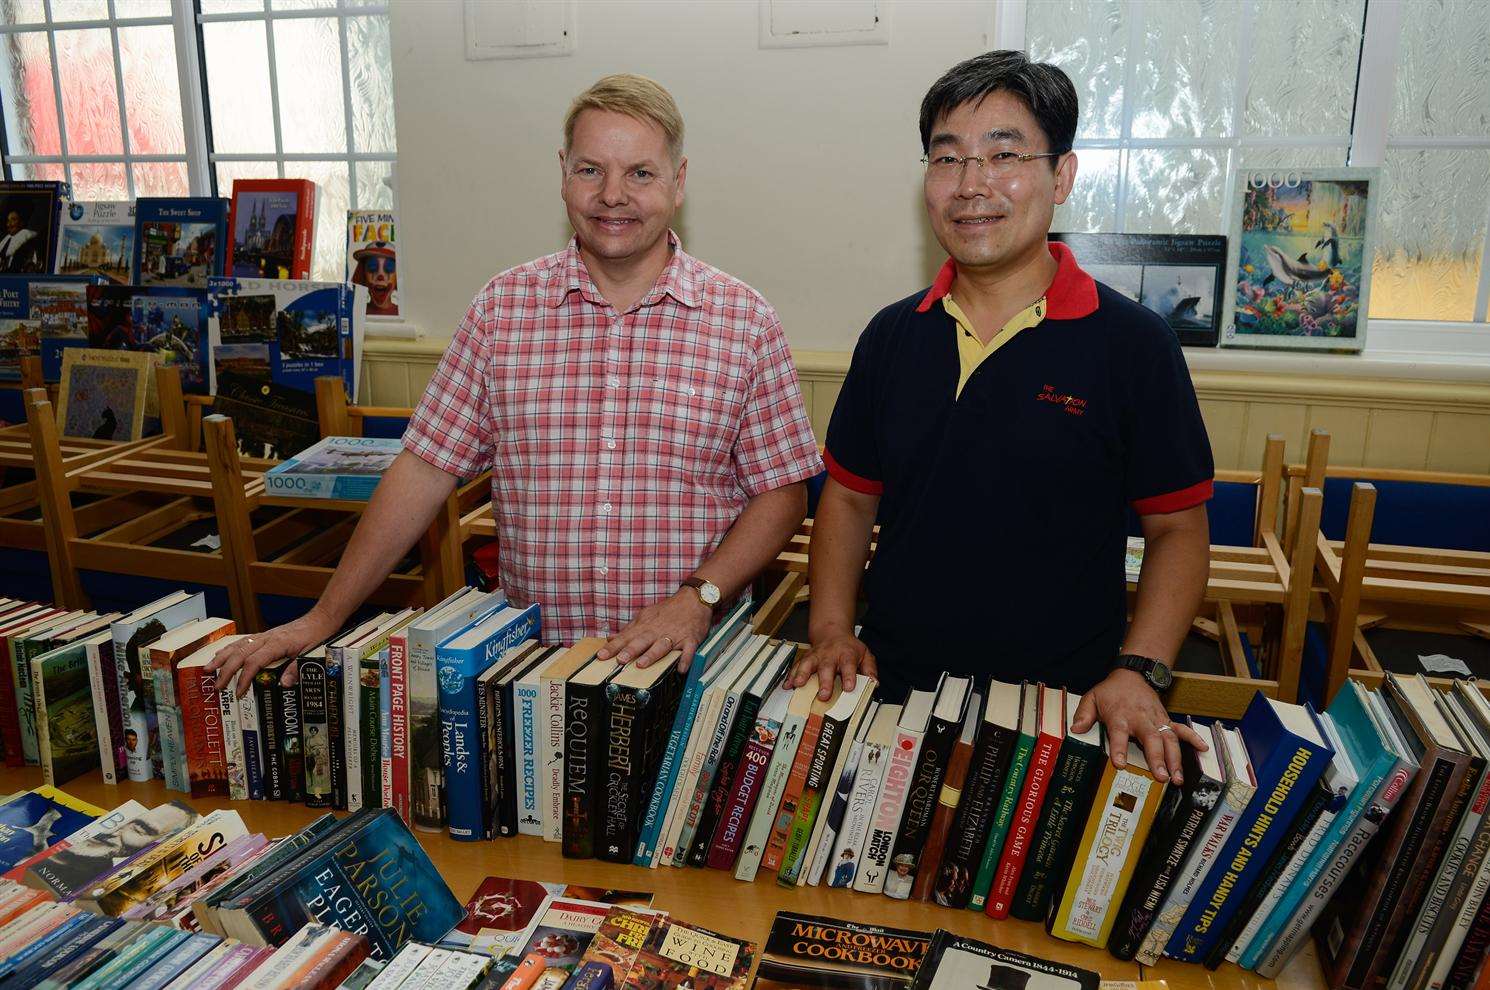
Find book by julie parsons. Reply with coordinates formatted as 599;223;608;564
247;808;462;959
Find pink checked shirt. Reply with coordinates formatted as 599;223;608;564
403;233;823;644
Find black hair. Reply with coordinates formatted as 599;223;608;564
919;51;1078;166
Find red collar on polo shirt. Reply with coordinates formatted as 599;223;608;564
915;241;1099;320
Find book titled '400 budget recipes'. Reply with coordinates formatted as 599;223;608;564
264;436;402;501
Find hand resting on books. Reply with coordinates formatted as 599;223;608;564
1069;668;1208;784
788;632;877;701
596;587;713;672
207;610;338;697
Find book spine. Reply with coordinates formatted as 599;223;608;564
342;649;363;812
327;661;345;810
936;724;1014;909
677;689;741;864
1010;742;1102;921
600;684;641;862
853;728;921;895
409;626;448;833
294;182;317;278
1354;753;1475;987
516;681;542;836
633;655;711;865
1205;779;1332;969
1426;815;1490;990
1108;784;1215;961
253;672;283;801
301;659;330;807
1229;795;1340;965
1256;795;1392;978
735;712;808;883
763;712;824;874
219;687;249;802
0;636;24;768
149;649;181;789
1051;766;1158;948
183;664;228;797
658;693;715;866
476;674;497;841
987;732;1058;918
912;731;974;902
440;643;484;840
689;692;763;868
810;738;864;886
238;672;265;801
779;713;844;885
360;659;381;809
1443;855;1490;990
827;737;890;888
14;639;40;765
86;643;117;785
30;655;51;785
562;677;604;858
388;634;412;826
887;717;957;901
279;675;304;802
499;681;520;836
969;733;1032;911
380;645;393;812
707;711;781;870
541;673;566;843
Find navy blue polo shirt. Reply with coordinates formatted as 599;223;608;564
824;242;1214;702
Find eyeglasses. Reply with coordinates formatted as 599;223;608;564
921;150;1066;180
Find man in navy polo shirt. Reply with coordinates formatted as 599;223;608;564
792;51;1213;782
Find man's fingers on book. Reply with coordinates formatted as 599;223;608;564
1108;724;1129;768
1159;725;1182;784
1175;721;1209;752
1142;728;1169;782
1069;693;1096;733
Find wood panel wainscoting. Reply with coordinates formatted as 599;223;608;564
360;340;1490;474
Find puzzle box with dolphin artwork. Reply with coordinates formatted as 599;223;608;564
1050;232;1227;347
1222;167;1380;352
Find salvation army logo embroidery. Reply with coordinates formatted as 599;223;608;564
1036;384;1087;416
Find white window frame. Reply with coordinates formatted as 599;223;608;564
997;0;1490;366
0;0;193;197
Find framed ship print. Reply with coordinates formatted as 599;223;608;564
1051;232;1227;347
1222;167;1380;352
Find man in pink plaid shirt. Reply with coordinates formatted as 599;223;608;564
212;74;822;692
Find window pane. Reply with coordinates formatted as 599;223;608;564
1130;1;1240;139
297;159;349;281
202;20;276;153
200;0;265;12
14;161;64;182
1122;146;1229;233
56;29;122;154
273;16;346;153
1026;0;1126;140
271;0;337;8
71;160;127;199
0;31;62;156
112;0;172;15
1053;148;1120;232
354;160;395;210
1;1;46;25
49;0;107;20
215;158;280;194
1243;0;1364;138
1391;0;1490;138
1370;148;1489;321
119;25;184;154
347;14;395;154
133;160;189;197
1235;145;1350;172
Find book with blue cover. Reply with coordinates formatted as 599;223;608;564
55;199;135;284
633;597;753;866
245;808;464;960
265;436;403;501
0;274;105;382
1165;692;1333;962
133;197;228;287
85;283;211;402
437;604;541;840
0;785;103;872
1239;679;1414;970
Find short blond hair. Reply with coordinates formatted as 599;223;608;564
564;74;684;164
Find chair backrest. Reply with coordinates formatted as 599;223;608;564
315;375;411;439
1319;472;1490;553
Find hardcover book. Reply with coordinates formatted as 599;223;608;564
562;654;620;857
55;199;135;284
825;701;899;890
601;650;685;862
934;681;1021;909
886;675;971;900
750;912;930;990
0;786;102;873
133;197;229;287
968;680;1035;911
986;682;1062;918
538;638;604;844
227;179;317;279
854;687;937;895
906;929;1098;990
30;635;106;785
909;696;977;902
620;917;754;990
161;621;238;797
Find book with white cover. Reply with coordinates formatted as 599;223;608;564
828;702;901;890
853;684;939;894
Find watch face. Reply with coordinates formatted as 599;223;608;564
1150;662;1173;691
700;582;721;606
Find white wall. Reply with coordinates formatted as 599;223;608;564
389;0;994;350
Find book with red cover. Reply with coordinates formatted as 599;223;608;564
762;697;827;874
176;641;235;797
707;683;791;870
987;683;1065;919
386;629;411;824
226;179;317;279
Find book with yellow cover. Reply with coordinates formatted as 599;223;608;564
1047;741;1168;948
56;346;150;441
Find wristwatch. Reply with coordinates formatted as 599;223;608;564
680;576;721;608
1114;653;1174;694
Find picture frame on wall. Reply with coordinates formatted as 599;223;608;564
1221;167;1380;353
1050;232;1227;347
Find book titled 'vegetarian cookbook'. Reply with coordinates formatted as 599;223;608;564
264;435;403;501
906;929;1099;990
750;911;931;990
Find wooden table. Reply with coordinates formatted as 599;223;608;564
0;768;1327;990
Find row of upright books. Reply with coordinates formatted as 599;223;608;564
0;784;469;987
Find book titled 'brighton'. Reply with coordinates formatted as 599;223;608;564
264;436;403;501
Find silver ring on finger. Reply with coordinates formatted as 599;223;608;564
660;636;673;647
1155;723;1173;734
